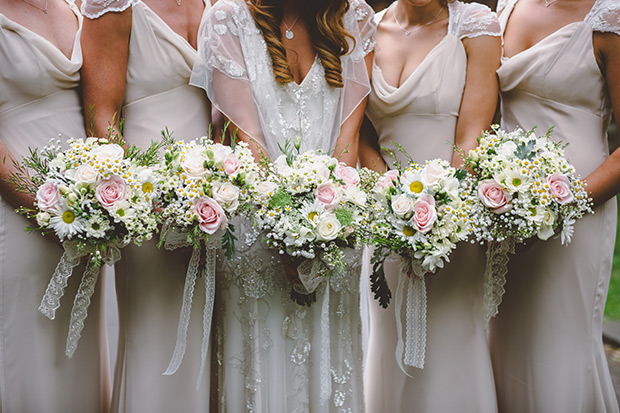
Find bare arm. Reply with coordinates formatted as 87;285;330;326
81;9;132;138
358;115;386;171
333;52;374;167
585;32;620;206
451;34;501;167
0;140;35;210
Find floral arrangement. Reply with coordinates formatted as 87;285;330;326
252;140;372;305
367;157;472;308
462;125;592;246
11;136;161;357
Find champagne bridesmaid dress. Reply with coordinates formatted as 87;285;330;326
0;4;110;411
82;1;212;411
364;2;500;411
489;0;620;411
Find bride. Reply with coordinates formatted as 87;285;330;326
191;0;375;410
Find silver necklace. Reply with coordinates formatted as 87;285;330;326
283;17;299;40
20;0;48;13
393;4;444;36
175;0;181;6
544;0;559;6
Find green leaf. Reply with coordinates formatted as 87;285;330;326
514;139;537;161
370;248;392;308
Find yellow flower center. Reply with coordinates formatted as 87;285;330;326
142;182;154;193
402;225;415;237
512;178;522;187
409;181;423;194
62;210;75;224
308;211;318;221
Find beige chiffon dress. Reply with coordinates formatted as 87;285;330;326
82;1;212;411
489;0;620;411
0;5;110;412
364;2;500;412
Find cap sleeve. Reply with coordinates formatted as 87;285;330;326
449;1;501;40
587;0;620;36
190;0;267;149
81;0;133;19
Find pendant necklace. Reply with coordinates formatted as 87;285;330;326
393;4;445;36
176;0;181;6
544;0;559;6
283;17;299;40
20;0;48;13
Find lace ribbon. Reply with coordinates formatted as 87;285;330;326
39;241;122;358
394;259;427;375
163;229;217;389
482;238;515;327
319;279;331;405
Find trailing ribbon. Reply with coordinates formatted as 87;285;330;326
39;240;123;358
394;259;428;375
482;238;515;328
319;279;331;405
163;229;217;389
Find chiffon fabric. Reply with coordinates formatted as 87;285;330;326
364;2;500;412
489;0;620;411
0;5;110;412
191;1;375;411
82;2;212;411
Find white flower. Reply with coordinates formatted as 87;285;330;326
49;202;85;239
208;143;232;168
110;201;136;223
182;146;209;178
316;214;342;241
421;161;448;186
500;141;517;158
73;164;99;185
284;226;316;247
91;143;124;161
36;211;50;227
213;181;240;211
255;181;278;202
342;186;367;207
400;169;425;195
391;194;415;219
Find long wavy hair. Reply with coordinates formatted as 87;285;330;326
247;0;354;88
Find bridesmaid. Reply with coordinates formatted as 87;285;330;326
489;0;620;411
359;0;501;411
0;1;110;411
80;0;212;411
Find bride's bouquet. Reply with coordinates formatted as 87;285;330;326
11;136;161;357
252;140;372;306
461;125;593;325
366;156;472;371
156;134;259;383
462;125;592;245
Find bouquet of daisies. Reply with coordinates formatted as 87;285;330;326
156;133;259;382
366;155;472;371
461;125;593;325
11;136;161;357
252;140;372;306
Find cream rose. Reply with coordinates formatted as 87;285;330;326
36;211;51;227
91;143;124;161
74;164;99;185
213;181;240;210
412;194;437;233
316;214;342;241
547;173;574;205
194;196;227;234
256;181;279;202
96;176;126;208
421;162;448;186
478;179;512;214
391;194;415;219
182;147;208;178
36;181;61;212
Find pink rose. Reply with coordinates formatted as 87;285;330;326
376;170;399;190
223;154;240;175
194;196;227;234
547;173;574;205
36;181;61;212
96;176;126;208
412;194;437;234
334;163;360;189
478;179;513;214
316;183;340;211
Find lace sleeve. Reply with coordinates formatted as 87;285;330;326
587;0;620;36
81;0;133;19
349;0;376;60
190;0;267;151
450;1;501;40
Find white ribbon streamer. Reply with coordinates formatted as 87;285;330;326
319;279;331;405
482;238;515;328
38;243;84;320
197;248;216;390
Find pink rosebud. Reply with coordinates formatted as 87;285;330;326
334;163;360;189
478;179;513;214
412;194;437;233
36;181;61;212
223;154;240;175
316;183;340;211
194;196;227;234
96;176;126;208
376;170;399;190
547;173;574;205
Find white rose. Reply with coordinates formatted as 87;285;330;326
49;157;66;171
537;209;557;240
74;164;99;185
421;162;448;186
500;141;518;158
209;143;232;167
182;147;208;178
391;194;415;219
313;163;331;181
256;181;278;202
316;214;342;241
213;181;240;210
36;211;51;226
91;143;124;161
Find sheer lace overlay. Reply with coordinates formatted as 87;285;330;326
81;0;133;19
448;1;501;40
587;0;620;36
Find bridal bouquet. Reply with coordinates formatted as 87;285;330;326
252;141;372;305
156;134;259;383
11;136;161;357
366;157;472;371
462;126;592;245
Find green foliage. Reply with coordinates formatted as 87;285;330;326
222;226;237;260
370;248;392;308
269;187;293;209
514;139;537;161
335;207;354;227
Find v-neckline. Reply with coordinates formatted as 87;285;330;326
0;1;80;61
373;2;451;90
501;0;598;61
290;56;320;88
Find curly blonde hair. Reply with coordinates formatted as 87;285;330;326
247;0;354;88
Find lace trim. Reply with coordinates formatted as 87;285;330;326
81;0;133;19
482;238;515;327
586;0;620;36
449;1;501;40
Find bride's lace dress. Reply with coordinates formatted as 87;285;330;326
191;0;375;411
